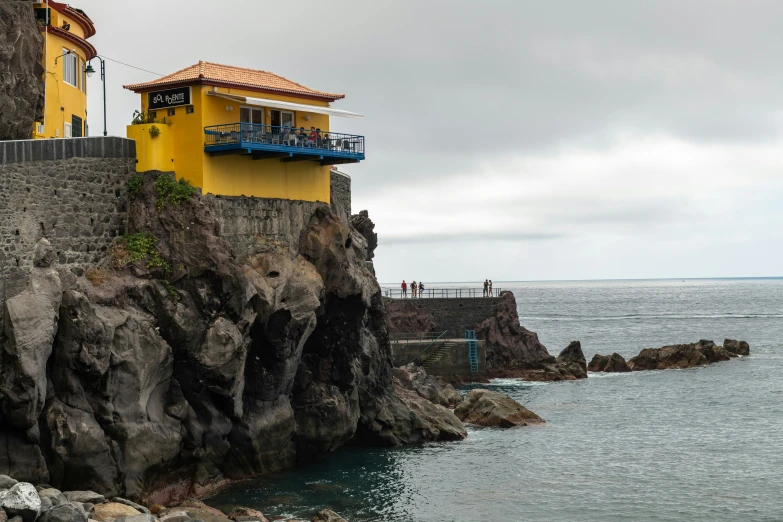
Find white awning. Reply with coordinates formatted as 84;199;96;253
205;91;364;119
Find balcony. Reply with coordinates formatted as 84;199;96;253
204;123;365;166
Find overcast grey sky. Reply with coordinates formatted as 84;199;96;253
80;0;783;282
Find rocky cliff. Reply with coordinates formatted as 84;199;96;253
0;172;461;502
0;0;44;141
477;292;586;380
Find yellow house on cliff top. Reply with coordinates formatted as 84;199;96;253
32;1;97;139
124;61;364;203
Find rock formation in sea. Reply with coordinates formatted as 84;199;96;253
0;0;44;141
454;389;544;428
589;339;750;372
478;293;587;381
587;352;631;372
0;172;462;502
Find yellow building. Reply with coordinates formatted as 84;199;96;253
124;61;364;203
32;1;97;139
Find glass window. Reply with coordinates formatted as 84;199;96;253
64;122;72;138
281;111;294;128
62;49;78;88
167;108;175;116
240;107;263;125
186;106;194;114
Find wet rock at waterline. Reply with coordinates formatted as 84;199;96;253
588;353;631;373
626;339;749;371
454;389;544;428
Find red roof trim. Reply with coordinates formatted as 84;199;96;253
46;1;96;39
48;26;97;60
125;79;345;102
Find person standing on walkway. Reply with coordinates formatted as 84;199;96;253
419;282;425;298
488;280;493;296
401;280;407;298
483;279;489;297
411;281;417;298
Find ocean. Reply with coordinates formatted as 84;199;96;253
209;278;783;521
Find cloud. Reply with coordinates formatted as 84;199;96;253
77;0;783;281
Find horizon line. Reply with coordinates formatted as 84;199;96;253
378;276;783;285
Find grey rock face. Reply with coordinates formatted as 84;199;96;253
0;482;41;522
0;474;18;490
1;266;62;429
350;210;377;261
33;239;55;268
37;504;88;522
0;1;45;140
0;171;464;501
393;364;463;408
588;352;631;372
454;389;545;428
62;492;104;505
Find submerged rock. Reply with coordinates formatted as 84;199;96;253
311;509;347;522
588;353;631;373
454;389;544;428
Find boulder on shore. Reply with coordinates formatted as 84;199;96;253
392;364;463;408
0;483;41;522
91;503;142;522
454;389;544;428
588;353;630;373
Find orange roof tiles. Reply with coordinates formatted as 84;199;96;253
124;61;344;101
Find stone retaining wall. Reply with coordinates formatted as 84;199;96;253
0;137;136;306
207;195;325;261
329;169;351;215
384;297;504;336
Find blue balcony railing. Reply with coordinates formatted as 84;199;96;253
203;123;365;164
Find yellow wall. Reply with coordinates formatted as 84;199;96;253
134;84;334;202
127;123;173;172
33;5;90;139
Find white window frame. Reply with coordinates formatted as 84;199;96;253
62;49;78;88
270;109;294;129
64;122;72;138
240;106;264;126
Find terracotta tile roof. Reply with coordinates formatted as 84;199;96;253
124;61;344;101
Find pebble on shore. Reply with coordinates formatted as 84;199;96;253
0;478;346;522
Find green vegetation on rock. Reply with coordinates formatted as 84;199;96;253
127;175;143;199
154;174;195;210
111;232;170;271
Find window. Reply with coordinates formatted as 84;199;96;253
62;49;78;88
149;111;157;119
186;106;194;114
71;115;83;138
240;106;264;125
64;122;72;138
167;108;176;116
270;109;294;128
81;58;86;93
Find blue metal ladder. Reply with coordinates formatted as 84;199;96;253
464;330;479;374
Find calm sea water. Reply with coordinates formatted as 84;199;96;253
210;279;783;521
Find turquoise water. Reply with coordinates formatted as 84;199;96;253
210;279;783;521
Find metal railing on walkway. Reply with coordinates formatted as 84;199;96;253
390;331;449;343
382;287;502;299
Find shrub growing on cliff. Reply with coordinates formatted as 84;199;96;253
109;232;169;271
127;175;143;199
154;174;195;210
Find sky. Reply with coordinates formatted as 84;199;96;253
78;0;783;283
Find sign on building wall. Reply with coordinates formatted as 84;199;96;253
148;87;192;110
